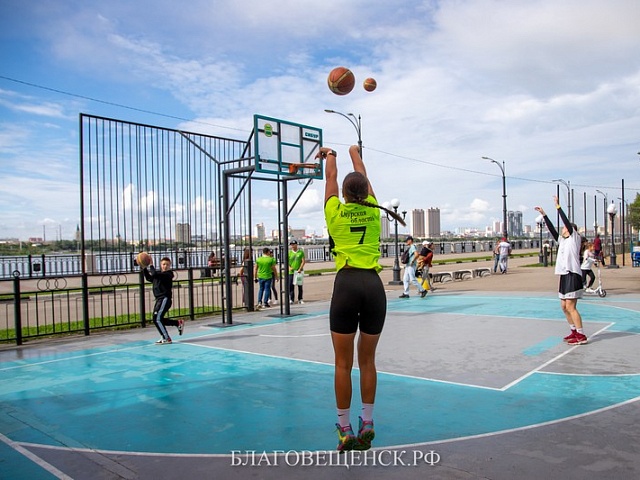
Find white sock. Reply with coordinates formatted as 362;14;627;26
577;328;584;334
337;408;351;428
361;403;374;422
569;325;576;331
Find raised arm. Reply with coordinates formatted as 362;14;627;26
348;145;375;198
319;146;339;203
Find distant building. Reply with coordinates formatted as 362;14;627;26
176;223;191;244
507;211;523;237
381;215;390;239
411;209;425;238
426;208;441;238
255;223;265;241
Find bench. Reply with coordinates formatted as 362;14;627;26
432;272;453;283
200;258;238;278
453;269;473;280
474;267;491;277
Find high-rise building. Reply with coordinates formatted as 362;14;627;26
255;223;265;241
176;223;191;244
426;208;441;238
508;211;523;237
380;215;390;239
411;209;425;238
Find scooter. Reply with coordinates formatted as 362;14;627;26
584;262;606;297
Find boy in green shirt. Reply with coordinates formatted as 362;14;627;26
288;239;306;304
254;247;278;308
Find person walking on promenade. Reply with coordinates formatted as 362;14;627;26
143;257;183;344
238;247;252;307
418;240;435;292
535;196;588;345
492;240;501;273
321;144;406;452
593;233;605;266
400;236;428;298
288;239;306;304
268;248;279;305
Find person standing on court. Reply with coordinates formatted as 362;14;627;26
254;247;277;309
535;196;588;345
498;237;512;274
400;236;427;298
288;239;306;304
320;144;406;452
143;256;184;344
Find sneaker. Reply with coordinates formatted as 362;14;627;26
271;299;278;305
563;330;577;342
420;290;428;298
155;337;172;344
585;287;595;293
399;294;410;298
335;424;357;452
355;416;375;451
264;303;271;308
257;303;263;309
177;319;185;336
298;299;304;304
567;333;588;345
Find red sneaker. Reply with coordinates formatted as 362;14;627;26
563;330;577;342
567;333;588;345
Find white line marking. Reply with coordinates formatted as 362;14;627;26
0;432;74;479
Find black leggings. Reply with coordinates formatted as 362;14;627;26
581;269;595;288
329;268;386;335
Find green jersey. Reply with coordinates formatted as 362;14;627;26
255;255;276;280
288;249;305;273
324;194;382;272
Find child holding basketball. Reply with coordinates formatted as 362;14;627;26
143;257;184;344
321;144;406;452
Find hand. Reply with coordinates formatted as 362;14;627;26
552;195;559;206
534;206;545;216
254;278;258;283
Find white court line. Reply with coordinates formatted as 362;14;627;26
12;395;640;459
259;333;330;338
0;432;74;479
500;322;615;391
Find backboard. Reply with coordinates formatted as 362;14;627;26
252;114;324;180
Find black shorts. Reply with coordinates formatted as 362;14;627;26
330;268;386;335
558;272;583;299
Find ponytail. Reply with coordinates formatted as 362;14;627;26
353;197;407;227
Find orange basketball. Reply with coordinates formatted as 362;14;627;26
363;77;377;92
327;67;355;96
137;251;152;268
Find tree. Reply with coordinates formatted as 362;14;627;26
628;193;640;233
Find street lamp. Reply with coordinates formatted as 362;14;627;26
536;214;545;264
552;179;571;222
482;156;507;239
388;198;406;285
324;109;362;155
596;189;608;258
607;202;619;268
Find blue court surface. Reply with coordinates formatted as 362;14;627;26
1;292;640;479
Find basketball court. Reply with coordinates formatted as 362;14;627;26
2;289;640;479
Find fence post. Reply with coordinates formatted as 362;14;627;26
139;271;146;328
188;268;195;320
13;274;22;346
82;273;90;336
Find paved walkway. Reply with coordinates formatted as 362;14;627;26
0;251;638;479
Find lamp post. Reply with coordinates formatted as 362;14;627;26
482;157;508;238
388;198;405;285
607;202;619;268
596;189;608;258
324;109;362;155
552;179;571;222
536;214;545;264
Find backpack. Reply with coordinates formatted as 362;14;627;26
401;249;411;265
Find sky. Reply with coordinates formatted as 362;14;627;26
1;0;639;241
